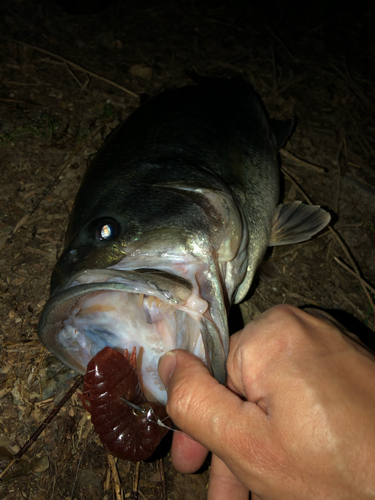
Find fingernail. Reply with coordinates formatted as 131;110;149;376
158;351;177;389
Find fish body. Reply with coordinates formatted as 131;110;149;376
38;80;329;404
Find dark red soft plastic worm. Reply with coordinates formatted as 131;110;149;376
79;346;171;462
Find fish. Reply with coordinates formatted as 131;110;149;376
38;79;330;405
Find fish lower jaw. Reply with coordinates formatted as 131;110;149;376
58;288;207;404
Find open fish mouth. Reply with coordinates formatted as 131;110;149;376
38;268;226;405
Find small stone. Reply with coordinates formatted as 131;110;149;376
32;455;49;474
130;64;153;80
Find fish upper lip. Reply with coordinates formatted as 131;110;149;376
51;268;193;301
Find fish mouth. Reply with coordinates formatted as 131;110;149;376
38;268;226;405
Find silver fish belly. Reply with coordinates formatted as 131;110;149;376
38;80;330;404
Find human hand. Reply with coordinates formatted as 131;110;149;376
158;305;375;500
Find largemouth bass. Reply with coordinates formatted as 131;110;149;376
38;80;330;404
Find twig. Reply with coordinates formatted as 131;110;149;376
0;376;82;480
137;490;147;500
335;288;366;319
286;291;319;306
106;452;123;500
280;149;325;173
216;61;245;74
0;458;17;480
8;38;139;99
325;239;334;262
278;71;313;94
270;42;277;91
158;458;167;500
15;376;83;459
71;431;95;499
51;465;57;499
133;461;140;500
65;64;85;89
25;246;53;256
104;465;111;492
2;141;86;250
343;58;375;114
333;136;344;214
281;166;375;314
182;5;243;32
281;166;313;204
330;61;375;115
334;257;375;296
0;97;25;103
275;230;331;260
1;111;118;251
343;136;348;166
264;26;299;61
3;80;44;86
329;227;375;312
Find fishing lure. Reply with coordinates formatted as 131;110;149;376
79;346;171;462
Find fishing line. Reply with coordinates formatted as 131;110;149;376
121;398;192;439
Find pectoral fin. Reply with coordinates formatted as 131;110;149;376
269;201;330;246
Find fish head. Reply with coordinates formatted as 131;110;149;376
39;182;245;405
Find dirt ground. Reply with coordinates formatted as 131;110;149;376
1;1;375;499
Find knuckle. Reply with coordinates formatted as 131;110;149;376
268;304;308;338
268;303;300;321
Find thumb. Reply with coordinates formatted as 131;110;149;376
158;349;267;462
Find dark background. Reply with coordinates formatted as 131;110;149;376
0;1;374;499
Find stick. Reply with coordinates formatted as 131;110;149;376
2;110;118;250
281;166;375;314
334;257;375;296
8;38;139;99
0;376;82;480
329;228;375;312
264;26;300;61
0;458;17;480
281;166;313;204
16;376;83;459
106;452;123;500
334;137;344;214
133;461;140;500
159;458;167;500
280;149;325;173
3;140;85;249
104;466;111;492
71;431;95;499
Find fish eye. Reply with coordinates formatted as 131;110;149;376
95;219;120;241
